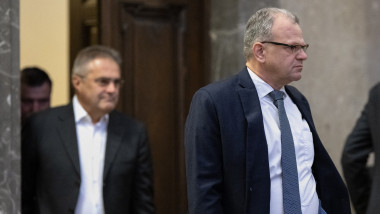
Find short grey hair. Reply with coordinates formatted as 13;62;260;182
72;45;122;77
243;8;299;60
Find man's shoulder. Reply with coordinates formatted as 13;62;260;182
28;104;72;123
369;82;380;95
22;104;73;135
197;70;245;96
191;77;238;106
204;76;237;90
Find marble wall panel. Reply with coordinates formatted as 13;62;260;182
0;0;20;213
210;0;279;81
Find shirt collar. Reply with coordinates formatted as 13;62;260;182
246;67;287;99
73;95;109;124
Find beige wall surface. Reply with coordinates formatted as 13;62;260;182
20;0;69;107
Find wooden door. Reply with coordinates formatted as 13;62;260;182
69;0;99;97
99;0;209;213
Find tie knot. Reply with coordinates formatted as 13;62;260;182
269;90;284;101
269;90;284;108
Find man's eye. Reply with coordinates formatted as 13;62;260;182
22;99;33;104
99;79;110;85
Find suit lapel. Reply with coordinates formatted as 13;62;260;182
285;86;325;163
57;104;81;176
103;111;124;180
236;68;270;212
57;106;124;180
285;86;317;133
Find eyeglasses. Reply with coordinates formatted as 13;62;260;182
261;41;309;53
94;77;124;87
77;74;124;87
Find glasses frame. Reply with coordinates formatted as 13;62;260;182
261;41;309;53
94;77;124;88
76;74;124;88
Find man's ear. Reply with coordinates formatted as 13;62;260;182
253;43;265;63
72;75;81;91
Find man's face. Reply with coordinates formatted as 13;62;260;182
72;57;121;122
21;82;51;121
262;15;308;88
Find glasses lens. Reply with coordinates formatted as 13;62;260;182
115;79;124;87
95;78;124;87
302;44;309;52
97;78;111;86
293;45;308;53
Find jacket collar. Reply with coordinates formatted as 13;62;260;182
57;104;81;176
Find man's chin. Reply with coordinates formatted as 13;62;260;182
101;103;117;113
294;75;302;81
291;73;302;81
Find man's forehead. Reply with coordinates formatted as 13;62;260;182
271;16;304;42
21;83;51;97
87;58;121;76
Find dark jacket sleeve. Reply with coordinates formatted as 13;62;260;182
132;124;155;214
185;89;224;214
21;116;40;214
341;92;374;214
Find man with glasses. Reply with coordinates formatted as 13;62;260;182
22;45;155;214
185;8;350;213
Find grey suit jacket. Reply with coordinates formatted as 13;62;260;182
22;104;154;214
342;82;380;214
185;67;351;213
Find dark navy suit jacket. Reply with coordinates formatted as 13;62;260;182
185;67;350;213
22;104;154;214
342;82;380;214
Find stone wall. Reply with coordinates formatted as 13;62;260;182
0;0;20;213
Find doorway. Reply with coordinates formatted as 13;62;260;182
70;0;210;213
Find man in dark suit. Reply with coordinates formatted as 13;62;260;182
22;45;155;214
185;8;350;214
341;83;380;214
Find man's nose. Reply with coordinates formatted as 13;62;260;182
105;81;118;93
296;49;307;60
32;101;40;113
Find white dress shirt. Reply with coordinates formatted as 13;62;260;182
247;68;319;214
73;96;108;214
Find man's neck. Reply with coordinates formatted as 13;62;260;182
246;62;283;90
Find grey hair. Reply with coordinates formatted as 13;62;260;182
243;8;299;60
72;45;122;77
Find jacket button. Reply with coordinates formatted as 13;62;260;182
249;187;253;192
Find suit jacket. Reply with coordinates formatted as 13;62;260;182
22;104;154;214
185;67;351;213
341;82;380;214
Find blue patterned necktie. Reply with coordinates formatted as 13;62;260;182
269;90;302;214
